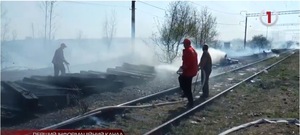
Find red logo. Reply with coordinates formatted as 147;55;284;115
260;10;278;26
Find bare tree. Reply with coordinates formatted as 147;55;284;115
152;1;198;64
39;1;50;40
210;40;222;49
194;7;217;48
38;30;44;39
102;10;117;50
1;9;10;42
285;40;294;48
31;23;35;38
77;30;83;40
1;8;10;68
76;30;83;45
250;35;270;51
39;1;57;41
11;30;17;41
49;1;56;40
50;21;59;40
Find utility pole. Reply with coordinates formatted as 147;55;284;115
131;0;135;53
243;16;247;48
243;10;300;49
31;23;35;38
266;26;269;39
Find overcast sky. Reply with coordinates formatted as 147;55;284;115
1;0;300;41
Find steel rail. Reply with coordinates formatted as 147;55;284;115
117;53;280;107
144;52;295;135
42;51;292;130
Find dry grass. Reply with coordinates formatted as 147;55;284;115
170;51;299;135
90;52;296;134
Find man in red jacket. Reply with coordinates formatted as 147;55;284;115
178;38;198;107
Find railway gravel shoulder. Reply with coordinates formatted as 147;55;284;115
52;51;295;134
169;51;299;135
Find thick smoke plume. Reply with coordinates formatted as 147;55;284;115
154;46;226;73
1;38;158;73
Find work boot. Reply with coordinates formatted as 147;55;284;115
200;94;208;99
187;102;194;108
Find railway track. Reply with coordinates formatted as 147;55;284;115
143;51;296;135
109;51;295;135
40;50;295;132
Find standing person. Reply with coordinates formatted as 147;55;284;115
178;38;198;107
52;43;69;76
199;44;212;98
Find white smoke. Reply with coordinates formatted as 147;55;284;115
1;38;158;72
222;46;262;58
271;41;300;50
201;48;227;64
154;46;227;73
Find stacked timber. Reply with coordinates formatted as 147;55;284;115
105;63;156;85
1;81;38;119
1;63;156;120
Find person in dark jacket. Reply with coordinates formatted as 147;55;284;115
52;43;69;76
199;44;212;98
178;38;198;107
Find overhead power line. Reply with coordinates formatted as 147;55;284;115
217;23;240;25
277;29;300;32
63;1;129;8
188;1;241;16
138;9;165;19
137;0;166;11
242;10;300;48
273;23;300;27
246;10;300;17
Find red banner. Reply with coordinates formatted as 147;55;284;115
1;129;124;135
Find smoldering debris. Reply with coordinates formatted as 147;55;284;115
1;62;157;122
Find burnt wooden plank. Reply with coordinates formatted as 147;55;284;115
1;81;38;111
23;76;112;89
79;71;100;78
1;105;22;113
86;70;118;80
1;105;22;119
106;68;154;78
115;66;155;77
37;94;72;109
15;81;80;96
87;70;107;75
122;63;155;74
82;79;124;92
1;88;20;109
